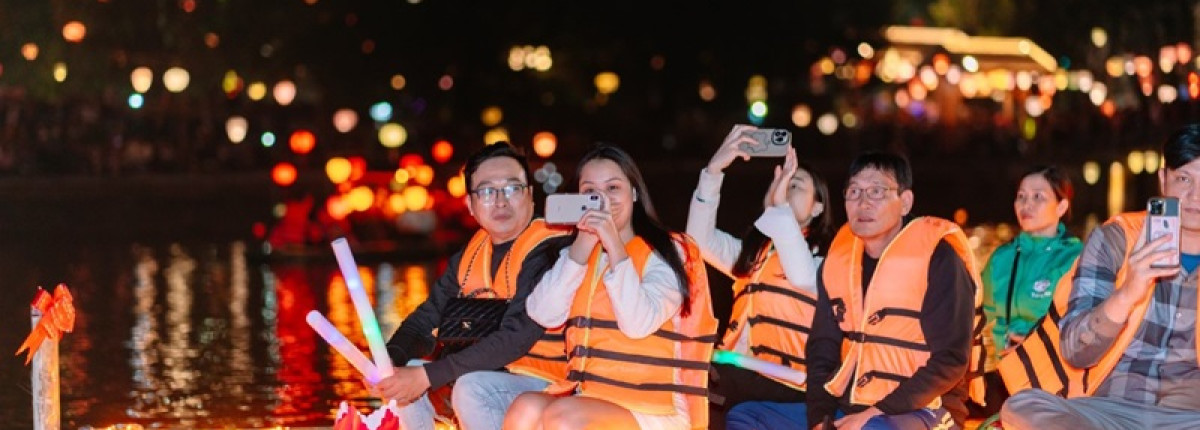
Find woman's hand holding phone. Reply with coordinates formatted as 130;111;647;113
570;193;627;267
764;146;798;209
707;125;755;175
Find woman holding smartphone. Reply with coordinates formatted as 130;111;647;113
686;125;833;429
505;144;717;430
976;165;1082;423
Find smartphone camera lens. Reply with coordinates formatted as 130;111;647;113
1152;200;1164;214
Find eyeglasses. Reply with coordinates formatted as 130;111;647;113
844;186;899;201
470;183;529;204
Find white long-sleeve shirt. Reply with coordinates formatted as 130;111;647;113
684;168;820;294
526;242;691;424
527;244;684;339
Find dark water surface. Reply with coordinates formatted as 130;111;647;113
0;236;438;429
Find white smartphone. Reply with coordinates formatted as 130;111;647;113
545;193;603;225
740;127;792;157
1146;196;1181;269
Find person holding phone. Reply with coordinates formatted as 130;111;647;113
685;124;833;429
971;166;1082;422
505;143;718;430
727;151;986;430
1000;125;1200;429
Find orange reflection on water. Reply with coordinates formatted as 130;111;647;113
271;266;323;424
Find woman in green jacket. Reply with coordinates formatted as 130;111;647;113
976;165;1083;422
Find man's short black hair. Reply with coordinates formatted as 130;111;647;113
847;151;913;191
462;141;532;189
1163;124;1200;171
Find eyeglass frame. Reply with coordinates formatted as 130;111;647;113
469;183;530;204
843;185;901;201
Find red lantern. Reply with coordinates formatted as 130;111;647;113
272;162;298;186
289;130;316;155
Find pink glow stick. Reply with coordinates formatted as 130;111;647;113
306;310;382;384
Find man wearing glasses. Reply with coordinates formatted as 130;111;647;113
372;141;570;430
727;152;983;430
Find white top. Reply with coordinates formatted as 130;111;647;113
684;168;820;293
527;244;684;338
526;242;690;424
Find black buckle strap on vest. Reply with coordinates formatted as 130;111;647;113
569;316;718;344
831;298;847;323
750;345;806;367
540;332;565;342
739;283;818;306
523;351;569;362
866;307;922;325
566;370;708;396
747;315;812;335
844;331;929;351
570;345;711;370
855;371;907;388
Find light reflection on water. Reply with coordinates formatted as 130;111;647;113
0;220;1071;429
0;239;435;429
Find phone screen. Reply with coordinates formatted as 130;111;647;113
1147;196;1181;268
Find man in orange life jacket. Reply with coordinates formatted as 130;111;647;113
370;142;571;430
1000;125;1200;429
729;152;980;430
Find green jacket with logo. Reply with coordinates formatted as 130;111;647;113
981;222;1082;363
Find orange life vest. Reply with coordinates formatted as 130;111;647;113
997;211;1200;397
456;218;569;382
545;234;718;430
822;217;986;408
721;244;816;390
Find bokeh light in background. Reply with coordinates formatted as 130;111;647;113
414;165;434;186
369;102;393;122
131;67;153;93
53;63;67;82
1145;150;1161;173
225;116;248;143
378;123;407;148
20;43;38;61
532;132;557;158
484;127;508;145
247;82;267;100
271;162;298;186
791;104;812;128
289;130;316;154
594;71;619;94
127;93;143;109
348;156;367;181
347;186;374;212
273;80;297;106
332;109;358;133
481;106;503;126
431;140;454;163
1127;151;1145;174
261;131;276;147
162;67;190;92
62;21;86;43
402;186;429;211
325;157;351;184
1082;161;1100;185
447;174;466;198
390;74;406;90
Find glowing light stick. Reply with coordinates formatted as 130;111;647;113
306;310;383;384
712;350;806;386
331;238;395;378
